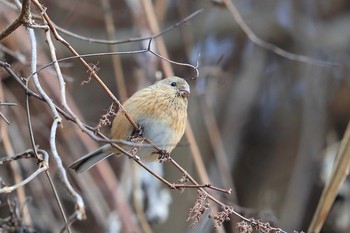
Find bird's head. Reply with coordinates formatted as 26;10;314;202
156;76;190;98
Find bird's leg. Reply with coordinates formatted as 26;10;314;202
127;125;145;159
157;149;170;163
129;125;144;140
135;126;144;137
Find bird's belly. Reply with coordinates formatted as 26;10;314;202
138;118;175;150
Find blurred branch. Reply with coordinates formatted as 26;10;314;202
200;100;238;203
0;112;10;124
308;121;350;233
0;44;27;63
132;164;154;233
0;0;30;40
100;0;127;99
222;0;339;68
0;147;41;164
54;9;203;45
0;102;17;106
0;72;32;226
29;39;199;80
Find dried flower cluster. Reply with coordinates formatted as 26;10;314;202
157;149;171;163
129;135;145;156
187;190;210;227
95;103;117;133
251;219;281;233
178;173;189;184
236;218;293;233
236;221;253;233
211;205;234;227
81;62;100;86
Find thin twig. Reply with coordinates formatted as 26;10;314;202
59;212;79;233
0;44;27;63
170;183;231;194
170;158;227;206
0;149;49;194
54;9;203;45
0;112;11;124
147;38;199;78
222;0;339;68
0;167;48;193
0;102;17;106
0;73;18;126
0;0;30;40
28;40;199;80
0;148;38;164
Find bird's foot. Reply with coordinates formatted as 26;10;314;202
157;149;170;163
132;126;144;138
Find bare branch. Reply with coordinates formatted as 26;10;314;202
222;0;339;68
0;0;31;40
0;112;10;124
0;102;17;106
147;38;199;79
54;9;203;45
0;149;49;194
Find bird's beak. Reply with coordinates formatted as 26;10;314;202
179;88;190;98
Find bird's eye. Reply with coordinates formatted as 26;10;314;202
170;82;177;87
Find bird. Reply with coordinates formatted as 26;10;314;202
69;76;190;173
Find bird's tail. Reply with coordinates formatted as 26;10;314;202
69;144;114;173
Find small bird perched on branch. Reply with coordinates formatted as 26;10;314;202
69;76;190;173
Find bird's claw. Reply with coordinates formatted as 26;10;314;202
158;149;170;163
129;126;144;140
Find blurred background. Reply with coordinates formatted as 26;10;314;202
1;0;350;233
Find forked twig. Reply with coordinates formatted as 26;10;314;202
0;0;30;40
0;101;16;124
0;148;49;194
54;9;203;44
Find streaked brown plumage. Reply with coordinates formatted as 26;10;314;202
69;76;190;173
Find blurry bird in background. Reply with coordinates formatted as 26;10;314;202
69;76;190;173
